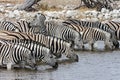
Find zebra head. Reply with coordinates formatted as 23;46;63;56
41;48;58;69
24;50;37;70
66;42;79;62
30;13;47;34
67;48;79;62
30;13;46;27
73;32;83;50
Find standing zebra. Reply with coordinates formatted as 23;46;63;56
0;30;79;62
30;13;82;49
105;21;120;40
105;21;120;31
0;39;58;69
63;19;119;48
62;20;114;50
0;42;36;70
0;19;47;34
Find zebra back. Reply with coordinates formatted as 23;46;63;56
9;39;51;60
0;20;19;32
0;30;71;56
0;31;78;61
63;19;115;33
63;19;119;48
14;20;31;32
105;21;120;31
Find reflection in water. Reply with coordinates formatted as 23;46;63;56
0;41;120;80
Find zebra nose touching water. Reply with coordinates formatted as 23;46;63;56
0;42;37;70
0;39;58;69
0;30;79;62
12;39;58;69
29;13;82;50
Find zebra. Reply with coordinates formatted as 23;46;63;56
30;13;82;50
105;21;120;40
0;19;47;34
0;30;79;62
62;20;115;50
63;19;119;48
0;20;19;32
105;21;120;31
0;39;58;69
0;42;36;70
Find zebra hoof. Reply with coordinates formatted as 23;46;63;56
55;54;62;58
31;64;37;70
113;41;119;49
75;55;79;62
114;44;119;49
52;62;58;69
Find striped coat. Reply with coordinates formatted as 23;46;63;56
0;30;78;62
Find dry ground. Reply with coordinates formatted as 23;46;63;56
0;0;80;6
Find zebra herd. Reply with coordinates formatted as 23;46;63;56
0;13;120;70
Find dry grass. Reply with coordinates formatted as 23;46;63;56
0;0;23;4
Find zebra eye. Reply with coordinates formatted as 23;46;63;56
50;55;53;58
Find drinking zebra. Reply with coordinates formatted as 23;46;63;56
0;39;58;69
0;30;79;62
62;20;114;50
63;19;119;48
105;21;120;40
0;42;36;70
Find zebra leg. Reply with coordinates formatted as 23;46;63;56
54;53;62;58
7;63;13;70
19;61;26;68
112;40;119;49
89;41;94;51
81;45;85;50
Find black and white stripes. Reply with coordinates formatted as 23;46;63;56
0;20;46;34
63;19;119;48
0;31;78;62
0;41;36;70
62;19;115;50
1;39;58;69
0;12;119;70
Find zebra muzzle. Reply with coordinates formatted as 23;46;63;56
30;64;37;70
52;62;58;69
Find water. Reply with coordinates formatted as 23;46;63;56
0;41;120;80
